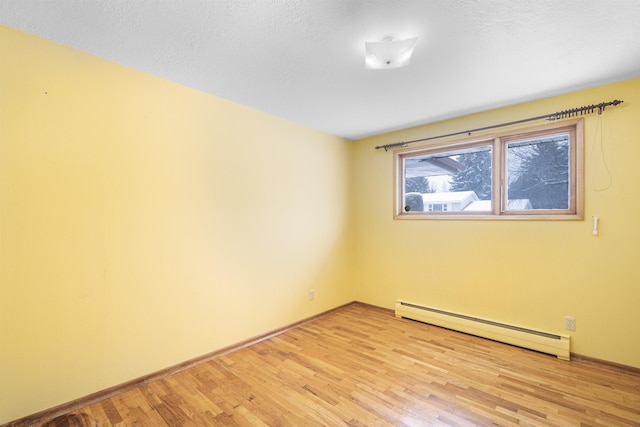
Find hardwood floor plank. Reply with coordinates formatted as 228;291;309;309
98;399;123;425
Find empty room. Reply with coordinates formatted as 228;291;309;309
1;1;639;426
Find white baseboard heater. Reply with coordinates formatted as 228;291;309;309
395;300;570;360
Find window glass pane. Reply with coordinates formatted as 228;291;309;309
403;144;492;213
505;133;570;211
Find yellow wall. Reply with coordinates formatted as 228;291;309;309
352;78;640;369
0;26;354;423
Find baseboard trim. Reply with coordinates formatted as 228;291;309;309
352;300;395;315
571;353;640;376
3;301;357;427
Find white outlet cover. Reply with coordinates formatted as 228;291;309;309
564;317;576;331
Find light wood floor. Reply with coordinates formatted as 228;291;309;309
38;303;640;426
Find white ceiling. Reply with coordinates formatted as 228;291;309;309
1;0;639;140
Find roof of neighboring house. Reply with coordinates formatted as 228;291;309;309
421;191;478;203
463;200;492;211
404;157;467;178
464;199;532;211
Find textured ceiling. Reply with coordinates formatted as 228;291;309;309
1;0;640;140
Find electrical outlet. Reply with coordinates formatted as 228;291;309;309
564;316;576;331
309;289;315;301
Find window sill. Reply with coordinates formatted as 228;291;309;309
394;213;584;221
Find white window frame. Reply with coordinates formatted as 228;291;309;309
394;119;584;220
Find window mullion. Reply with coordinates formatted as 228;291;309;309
493;137;502;215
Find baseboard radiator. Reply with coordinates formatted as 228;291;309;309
395;300;570;360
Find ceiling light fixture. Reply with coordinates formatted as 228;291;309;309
365;35;418;70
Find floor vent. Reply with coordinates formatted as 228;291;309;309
395;300;570;360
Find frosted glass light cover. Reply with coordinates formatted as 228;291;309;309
365;37;418;69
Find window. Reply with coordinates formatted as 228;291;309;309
395;119;583;219
428;203;448;212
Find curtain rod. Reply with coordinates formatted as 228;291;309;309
374;100;624;151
